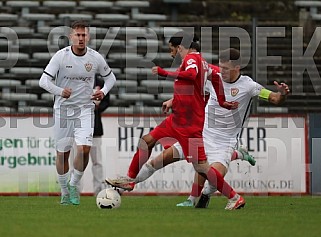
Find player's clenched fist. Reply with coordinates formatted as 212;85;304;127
61;88;72;98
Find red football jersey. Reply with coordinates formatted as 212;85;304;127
171;52;209;135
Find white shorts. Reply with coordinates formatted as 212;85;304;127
173;138;235;169
53;113;94;152
203;136;234;168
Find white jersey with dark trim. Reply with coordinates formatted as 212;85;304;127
43;46;111;110
204;74;264;147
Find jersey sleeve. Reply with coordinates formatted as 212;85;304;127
43;50;62;78
182;54;198;74
39;50;64;96
157;54;198;81
97;54;116;95
247;77;264;97
97;54;112;77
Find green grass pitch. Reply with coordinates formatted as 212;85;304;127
0;195;320;237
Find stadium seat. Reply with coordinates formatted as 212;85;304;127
0;13;18;25
128;39;161;47
41;93;54;101
132;14;167;27
105;105;163;114
89;27;109;38
109;26;147;35
110;68;122;75
141;80;174;94
89;39;125;50
108;53;144;61
141;80;174;89
114;1;149;15
2;92;38;101
163;0;191;21
37;26;54;34
115;80;138;87
19;38;48;47
149;27;183;35
294;1;321;15
124;68;153;76
79;1;113;9
32;52;52;61
0;52;29;61
0;106;16;113
25;79;42;88
42;1;77;9
0;26;35;37
18;106;53;113
58;13;93;21
21;13;55;21
10;67;43;78
21;13;55;27
113;80;138;93
157;93;173;101
103;106;161;115
95;14;130;22
0;79;21;88
118;93;154;105
6;1;40;14
18;39;49;54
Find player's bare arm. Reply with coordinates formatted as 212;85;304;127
267;81;290;105
162;98;173;114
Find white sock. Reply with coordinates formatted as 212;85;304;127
203;183;217;196
58;171;69;195
236;150;243;160
187;195;196;204
69;169;84;187
135;161;157;183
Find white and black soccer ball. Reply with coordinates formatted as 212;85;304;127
96;188;121;209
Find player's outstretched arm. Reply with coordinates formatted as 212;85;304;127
152;66;197;81
268;81;290;105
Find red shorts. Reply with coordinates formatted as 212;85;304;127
150;116;206;163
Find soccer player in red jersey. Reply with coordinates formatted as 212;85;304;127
107;32;245;210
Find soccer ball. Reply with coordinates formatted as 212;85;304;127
96;188;121;209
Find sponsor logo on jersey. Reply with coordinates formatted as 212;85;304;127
85;62;93;72
187;58;196;65
64;76;92;82
66;65;72;68
231;88;239;96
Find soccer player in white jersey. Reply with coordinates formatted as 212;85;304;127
122;48;289;209
39;20;116;205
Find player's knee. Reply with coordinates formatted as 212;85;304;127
193;162;209;174
139;134;156;150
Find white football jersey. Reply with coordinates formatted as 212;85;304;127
203;74;264;147
43;46;111;110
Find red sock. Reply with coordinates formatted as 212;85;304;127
127;148;151;179
206;167;236;199
191;183;203;197
231;150;238;161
